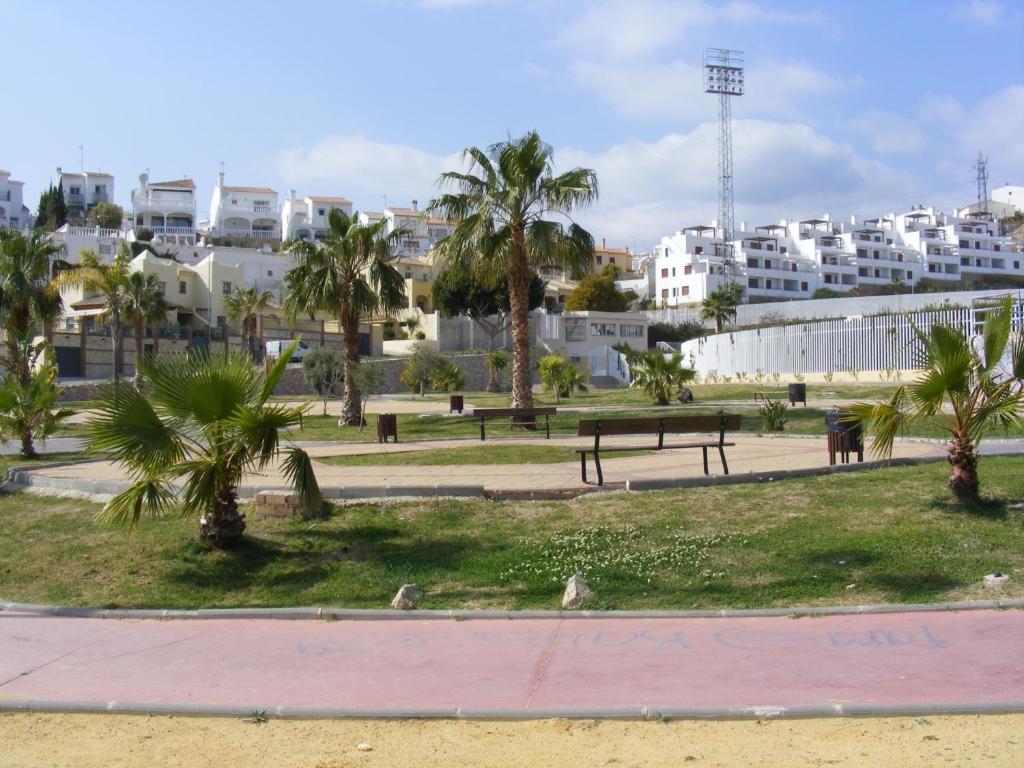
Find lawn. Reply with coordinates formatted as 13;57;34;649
316;444;650;466
1;457;1022;610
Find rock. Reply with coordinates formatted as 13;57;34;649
356;743;373;752
845;583;857;590
562;573;591;610
984;573;1010;589
391;583;424;609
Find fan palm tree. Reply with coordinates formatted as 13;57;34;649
630;351;697;405
282;209;407;425
846;297;1024;504
701;283;742;333
0;347;74;458
429;132;598;412
53;243;132;381
84;342;322;547
0;228;67;385
224;285;273;360
122;271;169;375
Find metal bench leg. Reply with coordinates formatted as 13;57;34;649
718;446;729;475
702;447;709;475
545;414;550;440
480;418;486;441
580;452;588;484
594;451;604;486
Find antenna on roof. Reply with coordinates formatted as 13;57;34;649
78;144;84;173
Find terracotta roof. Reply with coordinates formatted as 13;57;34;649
151;178;196;190
308;195;352;204
224;185;276;194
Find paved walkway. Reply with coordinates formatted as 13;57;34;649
1;609;1022;716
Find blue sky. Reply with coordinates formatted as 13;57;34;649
4;0;1022;248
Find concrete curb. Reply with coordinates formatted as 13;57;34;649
1;698;1022;720
3;598;1023;622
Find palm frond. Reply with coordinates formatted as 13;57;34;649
96;479;177;529
281;446;323;517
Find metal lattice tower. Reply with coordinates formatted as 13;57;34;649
974;150;989;213
704;48;744;283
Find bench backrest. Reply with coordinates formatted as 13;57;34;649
473;407;557;417
577;414;741;437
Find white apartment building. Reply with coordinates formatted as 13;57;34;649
57;168;114;222
206;172;280;240
652;205;1023;307
0;169;30;230
281;191;354;241
130;173;197;243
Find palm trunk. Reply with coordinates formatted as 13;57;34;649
947;431;980;503
112;310;124;382
19;428;36;459
240;316;251;360
339;305;362;426
486;365;500;393
199;485;246;547
134;316;144;377
508;229;534;414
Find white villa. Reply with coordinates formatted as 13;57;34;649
0;169;30;230
57;168;114;222
130;173;197;243
281;191;353;241
205;172;280;240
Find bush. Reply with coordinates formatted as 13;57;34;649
89;202;125;230
648;321;704;348
811;288;840;299
399;344;444;395
134;227;154;242
431;361;464;392
537;353;587;403
758;399;788;432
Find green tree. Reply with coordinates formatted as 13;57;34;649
629;351;696;405
122;271;169;375
282;209;407;425
701;283;743;333
34;185;67;232
0;228;67;385
537;353;588;403
84;343;322;548
302;346;345;416
399;343;444;396
847;297;1024;504
484;349;508;392
564;264;634;312
431;268;546;349
89;202;125;230
0;347;74;457
53;243;132;381
224;285;273;360
429;132;598;413
351;360;385;430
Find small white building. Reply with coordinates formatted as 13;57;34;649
281;191;353;241
130;173;197;242
0;169;30;230
206;172;280;241
991;185;1023;214
57;168;114;222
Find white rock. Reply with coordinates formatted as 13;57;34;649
984;573;1010;589
390;584;424;610
562;573;591;610
356;743;373;752
845;583;857;590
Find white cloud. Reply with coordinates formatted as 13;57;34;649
950;0;1004;25
850;110;927;154
955;85;1024;178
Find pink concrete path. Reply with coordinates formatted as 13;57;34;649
2;610;1023;715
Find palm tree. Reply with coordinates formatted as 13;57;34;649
84;343;322;548
0;228;67;385
429;132;598;413
282;209;407;425
0;347;74;458
53;243;132;381
846;297;1024;504
122;271;169;375
485;349;508;392
224;285;273;360
701;283;742;333
630;351;697;405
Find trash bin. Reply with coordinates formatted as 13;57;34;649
788;382;807;406
677;387;694;404
450;394;464;414
376;413;398;444
825;408;862;465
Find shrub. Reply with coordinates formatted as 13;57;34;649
399;344;444;396
648;321;705;348
537;353;587;403
629;351;696;405
134;227;154;242
431;361;464;392
758;399;788;432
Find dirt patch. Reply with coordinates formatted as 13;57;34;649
1;713;1022;767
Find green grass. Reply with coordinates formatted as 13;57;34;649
1;457;1022;610
316;444;650;467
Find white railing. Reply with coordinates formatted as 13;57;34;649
132;195;195;213
214;228;280;240
147;226;195;236
57;225;129;239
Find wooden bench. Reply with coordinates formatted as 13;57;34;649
472;407;557;441
574;414;742;486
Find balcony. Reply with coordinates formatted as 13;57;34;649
132;194;195;213
92;192;109;204
221;203;280;218
66;193;84;206
146;226;195;237
215;228;280;240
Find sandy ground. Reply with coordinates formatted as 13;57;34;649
1;714;1021;767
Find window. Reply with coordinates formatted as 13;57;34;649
222;281;232;295
95;185;105;194
98;244;112;255
254;200;269;207
681;286;690;296
1015;262;1021;270
873;250;880;259
217;316;225;327
764;259;771;270
609;257;616;265
765;279;773;289
661;288;669;298
267;270;273;277
69;185;82;195
959;239;969;249
874;269;880;278
566;318;585;341
318;208;326;216
671;267;676;277
857;248;867;258
694;246;703;255
595;256;602;265
671;287;677;296
908;272;913;279
179;281;187;294
158;281;166;294
684;265;692;275
661;268;669;278
975;241;981;250
404;271;412;279
791;263;797;272
619;324;644;337
780;247;787;254
801;281;808;291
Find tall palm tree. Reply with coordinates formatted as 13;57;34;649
84;343;321;548
123;271;169;374
282;209;407;425
429;132;598;412
53;243;133;381
0;228;67;385
224;285;273;360
847;297;1024;504
701;283;742;333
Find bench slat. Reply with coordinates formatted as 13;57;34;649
574;441;736;454
473;407;557;417
577;414;741;436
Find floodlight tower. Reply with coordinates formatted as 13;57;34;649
974;150;989;213
703;48;744;283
